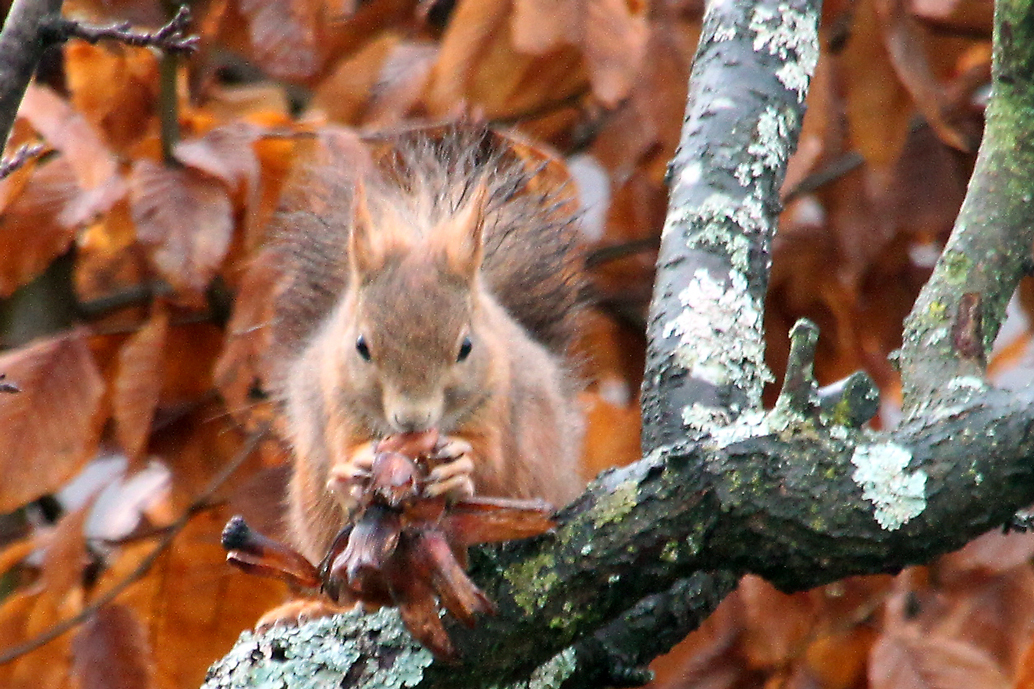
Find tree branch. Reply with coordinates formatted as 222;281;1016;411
899;0;1034;413
0;0;64;153
38;6;198;56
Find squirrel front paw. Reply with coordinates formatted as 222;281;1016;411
326;442;378;510
425;437;476;501
254;598;354;633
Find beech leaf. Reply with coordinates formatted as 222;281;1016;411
129;159;234;295
0;330;105;512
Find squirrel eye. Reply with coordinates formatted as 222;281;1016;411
356;335;372;361
457;336;473;362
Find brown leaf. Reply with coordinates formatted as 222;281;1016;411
129;159;234;296
39;503;94;599
64;42;160;154
311;32;403;124
107;508;286;689
113;307;170;468
839;0;915;174
739;575;818;670
0;157;79;297
511;0;648;106
939;529;1034;577
424;0;586;120
1015;628;1034;689
869;631;1010;689
239;0;326;79
173;123;261;195
0;331;106;512
71;604;155;689
18;84;118;191
873;0;980;152
213;250;285;430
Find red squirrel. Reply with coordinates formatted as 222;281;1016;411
260;127;586;622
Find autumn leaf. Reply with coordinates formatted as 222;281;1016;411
869;631;1010;689
113;306;170;468
128;159;234;296
0;157;79;297
0;331;106;513
71;604;155;689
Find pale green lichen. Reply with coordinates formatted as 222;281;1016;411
750;2;819;100
941;250;972;285
594;479;639;528
505;552;560;615
850;443;928;531
661;268;771;404
202;608;433;689
735;107;797;186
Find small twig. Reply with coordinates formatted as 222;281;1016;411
781;151;865;203
40;5;198;55
0;142;43;180
0;426;266;666
0;373;19;393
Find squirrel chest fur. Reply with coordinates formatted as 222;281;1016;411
267;130;586;565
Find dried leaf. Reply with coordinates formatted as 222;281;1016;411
129;159;234;296
0;158;79;297
113;307;170;467
511;0;648;106
112;509;287;689
213;250;285;430
739;575;818;669
239;0;325;79
18;84;118;191
64;42;160;153
424;0;586;119
71;604;155;689
173;123;261;195
0;331;106;512
873;0;980;152
869;631;1010;689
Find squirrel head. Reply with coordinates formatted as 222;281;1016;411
334;182;492;435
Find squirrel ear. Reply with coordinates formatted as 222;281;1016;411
440;183;487;280
349;180;383;279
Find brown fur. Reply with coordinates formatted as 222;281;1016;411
266;126;586;563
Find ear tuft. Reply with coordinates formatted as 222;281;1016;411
439;183;487;281
349;180;383;279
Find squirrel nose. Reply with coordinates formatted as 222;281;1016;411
391;410;434;433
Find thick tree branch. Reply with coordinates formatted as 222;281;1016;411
899;0;1034;413
640;0;819;444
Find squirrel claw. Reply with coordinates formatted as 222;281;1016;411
327;443;379;509
425;453;475;501
254;599;353;633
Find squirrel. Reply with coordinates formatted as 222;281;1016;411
261;126;587;580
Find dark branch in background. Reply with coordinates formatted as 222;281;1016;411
38;5;197;55
0;141;42;179
0;0;65;153
0;4;197;175
0;427;266;666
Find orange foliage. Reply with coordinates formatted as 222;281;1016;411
0;0;1028;687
